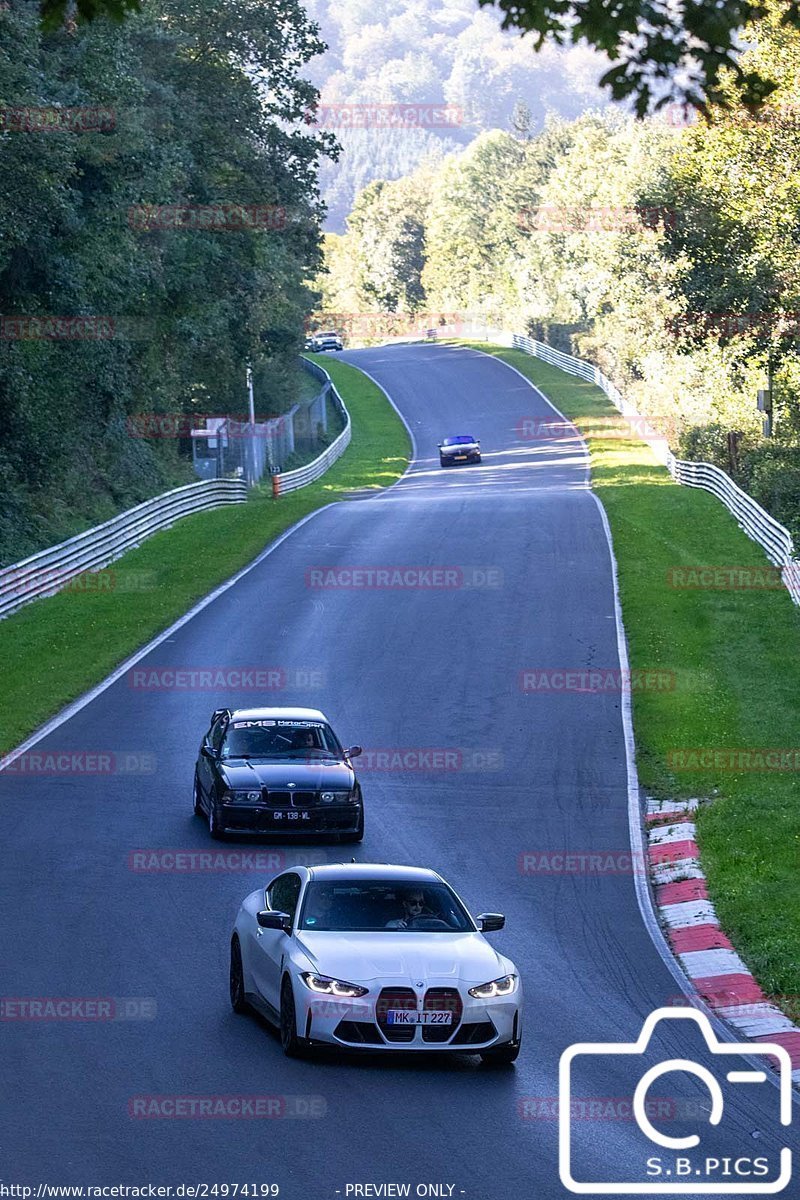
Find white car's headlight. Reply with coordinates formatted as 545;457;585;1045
300;973;369;998
468;974;517;999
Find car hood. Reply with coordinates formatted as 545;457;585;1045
293;931;509;985
219;760;354;789
441;443;478;452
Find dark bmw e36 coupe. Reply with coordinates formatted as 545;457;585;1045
193;707;364;842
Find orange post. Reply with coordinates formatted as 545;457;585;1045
272;472;281;498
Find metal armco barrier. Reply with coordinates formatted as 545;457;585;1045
0;479;247;620
508;333;800;607
276;358;351;494
1;360;354;620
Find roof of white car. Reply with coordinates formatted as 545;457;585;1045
230;707;327;722
306;863;442;882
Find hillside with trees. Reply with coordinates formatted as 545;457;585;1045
302;0;612;229
319;0;800;537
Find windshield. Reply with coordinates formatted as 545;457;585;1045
221;719;341;760
299;880;475;932
443;436;475;446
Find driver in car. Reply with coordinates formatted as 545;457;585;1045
385;889;431;929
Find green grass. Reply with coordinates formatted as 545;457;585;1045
0;355;410;756
472;344;800;1005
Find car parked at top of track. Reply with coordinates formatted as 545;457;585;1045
311;330;343;351
229;862;522;1063
193;707;364;842
438;434;481;467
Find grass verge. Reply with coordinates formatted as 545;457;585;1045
0;356;410;757
472;343;800;1007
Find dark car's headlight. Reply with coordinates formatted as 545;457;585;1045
222;789;262;805
468;974;517;999
300;973;369;998
320;789;358;804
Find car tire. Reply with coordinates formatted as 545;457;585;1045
280;977;307;1058
479;1038;521;1066
193;775;204;817
440;458;448;468
208;799;226;841
473;455;482;463
229;937;249;1014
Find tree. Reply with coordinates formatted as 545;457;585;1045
346;174;432;312
0;0;333;561
479;0;800;114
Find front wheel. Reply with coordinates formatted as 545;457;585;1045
229;937;249;1014
208;799;226;840
193;775;204;817
280;978;307;1058
480;1038;521;1066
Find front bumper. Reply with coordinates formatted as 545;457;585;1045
295;980;521;1051
440;451;480;464
219;803;361;836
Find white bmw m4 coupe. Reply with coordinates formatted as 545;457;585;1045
229;863;523;1063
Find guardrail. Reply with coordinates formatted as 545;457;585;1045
275;359;351;494
508;332;800;606
0;479;247;620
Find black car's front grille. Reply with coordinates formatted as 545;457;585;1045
376;987;417;1042
264;789;317;808
422;987;462;1042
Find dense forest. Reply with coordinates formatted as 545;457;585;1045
319;0;800;537
302;0;611;229
0;0;332;565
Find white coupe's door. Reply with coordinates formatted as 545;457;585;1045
250;872;302;1009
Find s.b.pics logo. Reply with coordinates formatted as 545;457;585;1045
559;1009;793;1193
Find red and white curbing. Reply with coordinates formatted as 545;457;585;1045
646;797;800;1085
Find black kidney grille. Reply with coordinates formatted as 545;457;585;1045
422;987;462;1042
266;790;317;807
376;987;417;1042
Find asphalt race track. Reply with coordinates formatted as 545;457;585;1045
1;345;791;1198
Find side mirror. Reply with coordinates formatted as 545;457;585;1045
345;745;363;759
202;741;218;758
257;910;292;932
477;912;505;932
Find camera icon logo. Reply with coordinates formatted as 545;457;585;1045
559;1008;793;1193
